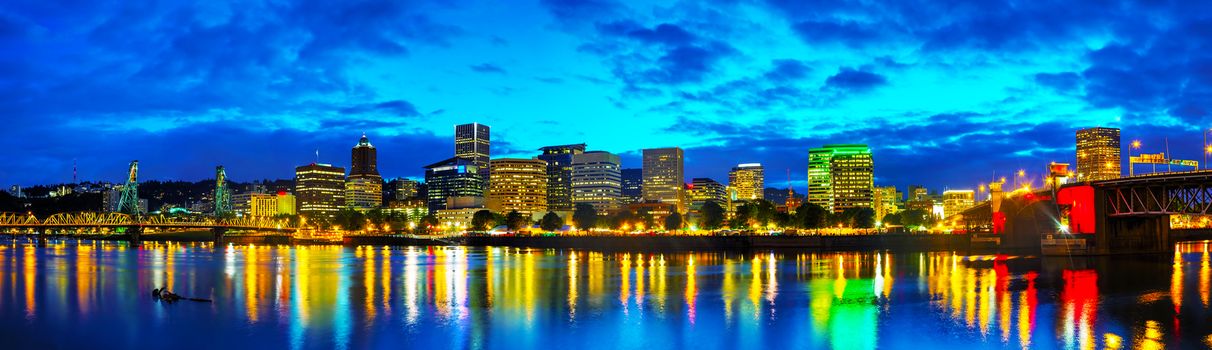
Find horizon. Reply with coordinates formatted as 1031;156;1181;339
4;1;1210;192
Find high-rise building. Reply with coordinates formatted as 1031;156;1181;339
687;178;728;212
237;192;297;218
728;163;764;201
571;151;622;214
1076;127;1121;181
808;144;874;213
942;190;975;218
538;144;587;211
345;177;382;209
295;163;345;220
620;168;643;205
872;186;902;222
387;178;421;201
455;123;491;179
424;157;485;212
642;147;685;213
350;133;379;177
346;134;382;210
486;158;548;216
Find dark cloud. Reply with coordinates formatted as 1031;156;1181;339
469;63;507;74
791;20;885;46
1033;72;1081;92
338;100;422;116
824;68;887;91
763;59;811;82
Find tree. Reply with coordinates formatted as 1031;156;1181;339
609;210;636;230
664;212;683;231
539;211;564;232
699;201;725;230
471;209;496;231
728;203;752;229
417;214;440;233
851;207;876;228
335;207;366;231
900;209;931;228
882;212;903;226
504;210;528;231
572;203;597;230
794;203;828;229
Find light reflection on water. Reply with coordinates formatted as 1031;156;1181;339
3;239;1212;349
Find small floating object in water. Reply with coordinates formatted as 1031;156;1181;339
152;287;212;303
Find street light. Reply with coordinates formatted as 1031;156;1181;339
1131;140;1142;176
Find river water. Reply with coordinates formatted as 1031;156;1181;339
2;239;1211;349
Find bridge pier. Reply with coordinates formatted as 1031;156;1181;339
128;226;143;247
211;228;227;245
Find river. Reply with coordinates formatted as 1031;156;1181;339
2;239;1211;349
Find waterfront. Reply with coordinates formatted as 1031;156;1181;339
3;239;1212;349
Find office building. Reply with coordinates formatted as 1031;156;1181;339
1076;127;1121;181
642;147;685;213
538;144;587;211
808;144;874;213
387;178;420;201
687;178;728;212
620;168;643;205
872;186;902;223
346;134;383;210
486;158;548;216
942;190;976;218
455;123;491;179
728;163;764;201
571;151;622;214
295;163;345;219
424;157;485;212
235;192;297;218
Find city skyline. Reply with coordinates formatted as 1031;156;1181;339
4;1;1212;193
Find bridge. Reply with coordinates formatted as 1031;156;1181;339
957;170;1212;254
0;211;296;245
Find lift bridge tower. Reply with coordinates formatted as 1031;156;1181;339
117;160;143;215
214;166;232;217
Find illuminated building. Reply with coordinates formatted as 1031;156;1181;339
941;190;975;218
345;177;382;210
1075;127;1120;181
346;134;383;209
872;186;901;222
571;151;622;214
295;163;345;219
785;188;802;213
486;158;548;216
538;144;587;211
620;168;643;205
236;192;297;217
728;163;764;201
808;144;874;213
424;157;485;212
387;178;420;201
386;199;428;223
455;123;491;180
435;208;482;231
642;147;685;213
687;178;728;212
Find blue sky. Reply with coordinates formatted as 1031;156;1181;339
2;0;1211;192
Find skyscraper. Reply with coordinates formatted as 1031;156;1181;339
387;178;420;201
538;144;587;211
347;134;382;209
571;151;622;214
728;163;764;201
808;144;874;213
295;163;345;220
424;157;485;212
486;158;548;216
687;178;728;212
1076;127;1121;181
942;189;975;218
455;123;490;179
620;168;643;205
642;147;685;213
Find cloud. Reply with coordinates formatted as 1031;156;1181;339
824;68;887;91
338;100;422;116
469;63;507;74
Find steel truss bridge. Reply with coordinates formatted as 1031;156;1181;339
0;212;296;233
1095;170;1212;217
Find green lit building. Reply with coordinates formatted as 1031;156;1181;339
424;157;485;212
808;144;874;213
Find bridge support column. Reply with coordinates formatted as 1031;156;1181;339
36;230;47;247
212;228;227;245
129;226;142;247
